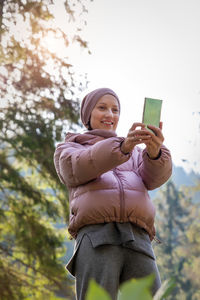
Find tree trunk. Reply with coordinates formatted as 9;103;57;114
0;0;4;42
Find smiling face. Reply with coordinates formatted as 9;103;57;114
90;95;120;132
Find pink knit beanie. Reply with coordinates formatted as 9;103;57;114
80;88;120;128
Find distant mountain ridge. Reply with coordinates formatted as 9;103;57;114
172;164;200;187
149;164;200;199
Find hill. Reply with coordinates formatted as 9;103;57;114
149;164;200;199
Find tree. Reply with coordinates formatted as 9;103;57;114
175;180;200;299
154;181;200;299
0;0;90;298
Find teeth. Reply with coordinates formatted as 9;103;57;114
103;121;113;125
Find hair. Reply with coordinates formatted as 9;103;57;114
87;120;93;130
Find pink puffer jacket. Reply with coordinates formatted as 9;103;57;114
54;129;172;240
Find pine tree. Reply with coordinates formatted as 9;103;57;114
176;181;200;299
0;1;90;298
153;181;195;299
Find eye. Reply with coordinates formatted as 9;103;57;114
98;106;106;110
112;108;119;113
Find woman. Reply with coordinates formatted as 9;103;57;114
54;88;172;300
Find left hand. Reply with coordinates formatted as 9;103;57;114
144;122;164;159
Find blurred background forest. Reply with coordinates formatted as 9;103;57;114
0;0;200;299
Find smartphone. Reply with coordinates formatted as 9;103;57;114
142;97;162;128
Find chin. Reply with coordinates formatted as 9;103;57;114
101;124;115;131
102;127;113;131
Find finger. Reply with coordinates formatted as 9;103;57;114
128;135;151;144
147;125;163;138
128;129;151;137
130;122;146;131
134;135;151;141
159;121;163;130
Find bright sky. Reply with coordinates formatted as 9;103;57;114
15;0;200;173
72;0;200;174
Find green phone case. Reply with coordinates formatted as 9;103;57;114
142;97;162;128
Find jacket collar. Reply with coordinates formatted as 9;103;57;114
84;129;117;138
65;129;117;145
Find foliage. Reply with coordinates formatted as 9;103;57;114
154;278;176;300
0;0;90;299
86;279;111;300
85;276;175;300
154;180;200;299
118;275;154;300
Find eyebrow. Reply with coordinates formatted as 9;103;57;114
98;102;119;107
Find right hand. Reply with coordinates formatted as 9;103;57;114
121;122;151;154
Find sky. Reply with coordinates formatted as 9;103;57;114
5;0;200;173
71;0;200;174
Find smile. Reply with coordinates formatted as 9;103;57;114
101;121;114;125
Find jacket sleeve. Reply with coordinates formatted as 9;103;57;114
54;137;131;187
136;145;172;190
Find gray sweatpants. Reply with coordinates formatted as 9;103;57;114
74;234;161;300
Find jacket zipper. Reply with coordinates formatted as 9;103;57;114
113;168;124;222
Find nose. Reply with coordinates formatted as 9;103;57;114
105;108;113;117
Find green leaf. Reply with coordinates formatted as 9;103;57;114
153;278;176;300
118;275;154;300
86;279;112;300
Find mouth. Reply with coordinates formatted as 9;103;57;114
101;121;114;126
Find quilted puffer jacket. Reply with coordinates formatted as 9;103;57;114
54;129;172;240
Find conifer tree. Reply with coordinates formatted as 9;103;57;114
0;1;89;298
154;181;199;299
